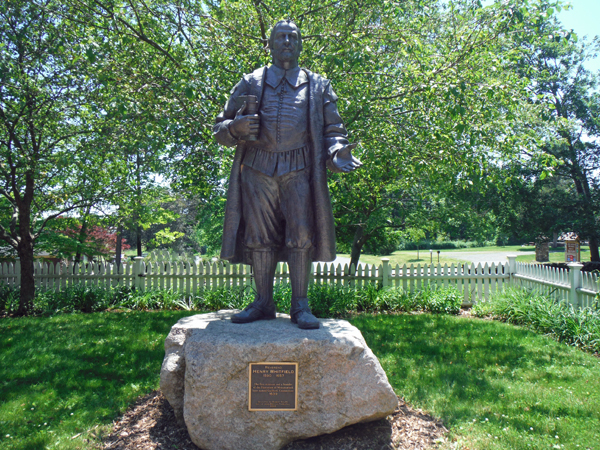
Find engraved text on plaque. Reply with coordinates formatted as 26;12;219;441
249;362;298;411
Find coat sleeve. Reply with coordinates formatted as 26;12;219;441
322;80;351;173
213;77;250;147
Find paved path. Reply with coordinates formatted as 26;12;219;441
331;256;352;266
440;250;534;264
425;250;534;265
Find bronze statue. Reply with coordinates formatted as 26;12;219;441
214;20;361;329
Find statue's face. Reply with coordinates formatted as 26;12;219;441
270;23;302;65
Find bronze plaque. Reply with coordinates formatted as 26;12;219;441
248;362;298;411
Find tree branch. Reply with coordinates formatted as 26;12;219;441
0;223;19;249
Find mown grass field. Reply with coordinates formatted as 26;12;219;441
0;311;194;450
355;314;600;450
338;246;528;266
339;251;469;266
1;309;599;450
342;244;591;266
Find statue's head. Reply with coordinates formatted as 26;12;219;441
269;20;302;69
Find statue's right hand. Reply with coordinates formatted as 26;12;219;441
229;101;260;139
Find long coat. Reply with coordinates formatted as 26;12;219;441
214;66;350;264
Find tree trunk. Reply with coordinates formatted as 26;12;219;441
115;224;123;268
136;225;142;257
350;225;367;275
17;234;35;316
589;236;599;262
135;150;143;257
17;244;35;315
552;231;558;248
74;214;89;264
16;171;36;315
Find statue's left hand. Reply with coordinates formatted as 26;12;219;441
333;143;362;173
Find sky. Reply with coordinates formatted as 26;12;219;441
481;0;600;73
557;0;600;73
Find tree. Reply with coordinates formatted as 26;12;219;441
1;0;226;313
0;0;122;313
65;0;225;259
325;0;562;267
509;12;600;260
40;216;131;261
92;0;560;268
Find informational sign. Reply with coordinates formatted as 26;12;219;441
248;362;298;411
565;239;580;262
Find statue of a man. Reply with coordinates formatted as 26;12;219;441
214;20;361;329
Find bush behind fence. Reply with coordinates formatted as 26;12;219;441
1;255;598;310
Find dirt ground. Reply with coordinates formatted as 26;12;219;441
102;391;448;450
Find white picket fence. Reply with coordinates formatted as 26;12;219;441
512;261;599;308
1;254;598;307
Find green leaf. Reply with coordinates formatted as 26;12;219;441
85;47;96;63
184;87;195;100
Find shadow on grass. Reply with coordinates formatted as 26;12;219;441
351;313;600;449
0;311;195;449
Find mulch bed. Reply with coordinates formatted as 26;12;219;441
102;391;448;450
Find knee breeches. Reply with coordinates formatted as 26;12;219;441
240;165;314;250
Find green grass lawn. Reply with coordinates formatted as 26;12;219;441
337;245;528;266
337;251;471;266
0;311;196;450
352;314;600;450
1;312;599;450
343;244;593;266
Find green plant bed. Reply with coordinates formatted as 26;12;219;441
473;288;600;353
0;311;196;450
351;313;600;450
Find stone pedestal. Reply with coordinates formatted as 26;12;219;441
160;311;398;450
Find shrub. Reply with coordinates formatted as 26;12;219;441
270;282;366;318
309;282;357;318
419;286;462;314
5;282;470;319
377;287;419;312
354;282;382;312
37;285;114;314
0;283;19;314
194;285;253;311
117;288;183;311
473;287;600;353
273;283;292;313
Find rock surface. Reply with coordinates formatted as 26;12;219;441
160;311;398;450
